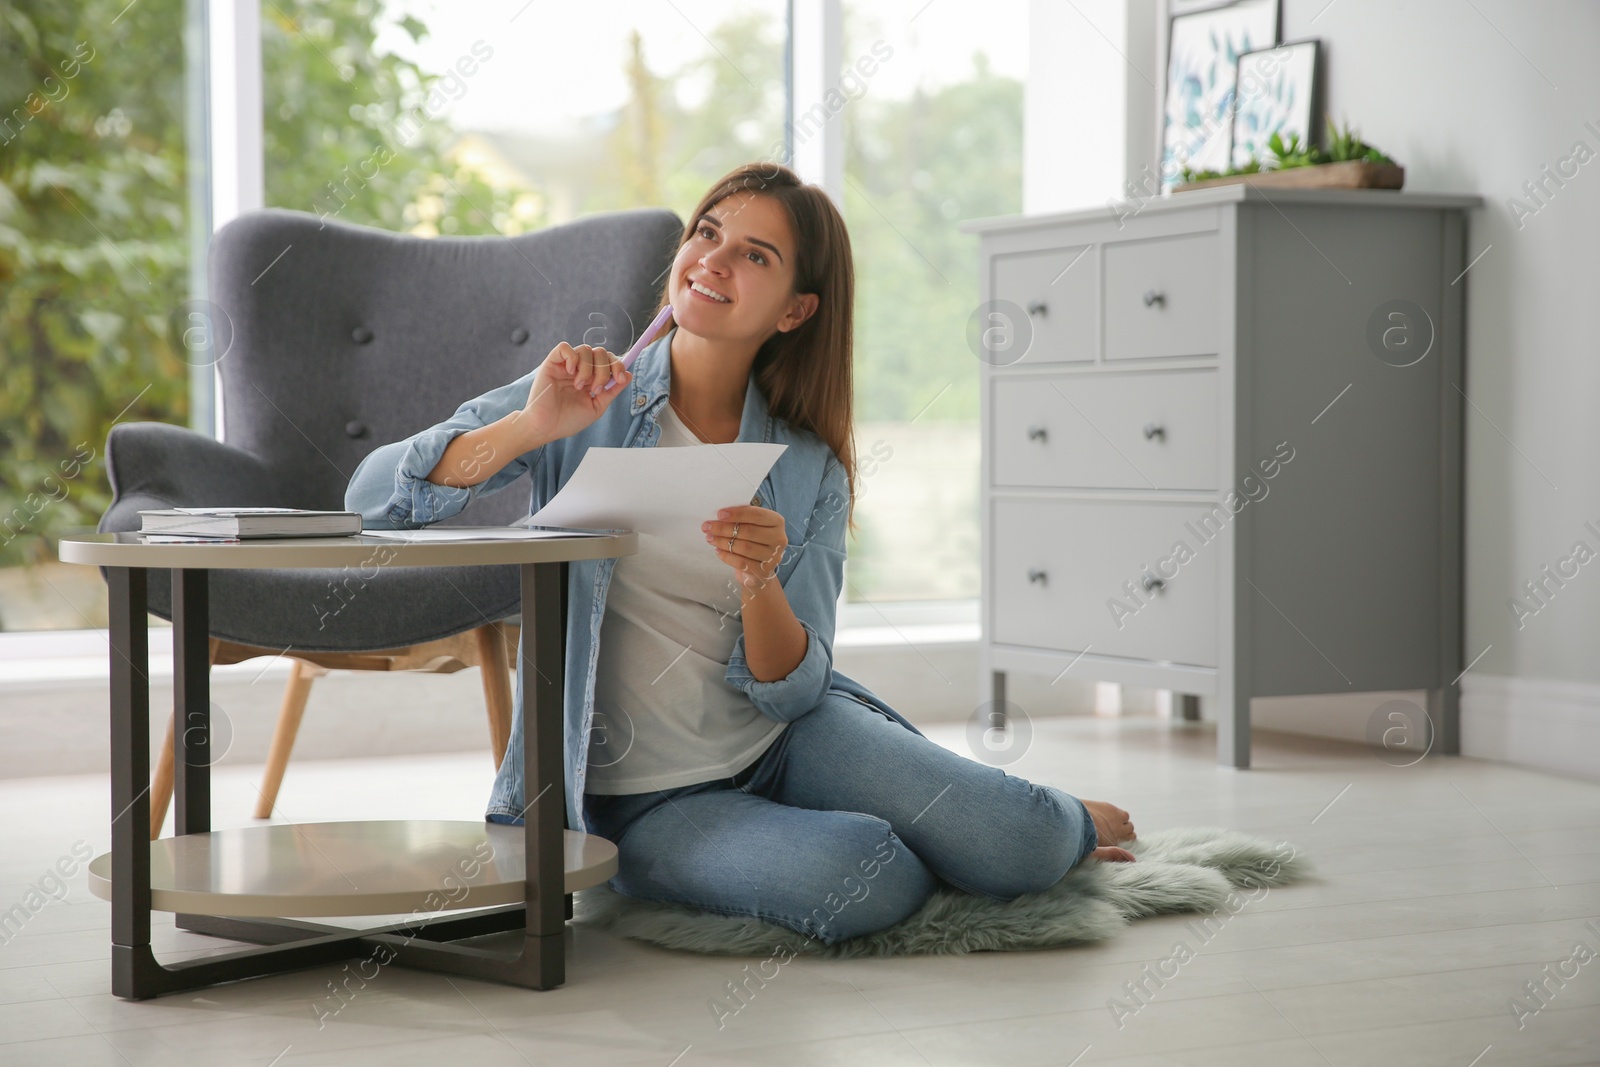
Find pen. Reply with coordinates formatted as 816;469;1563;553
602;304;674;392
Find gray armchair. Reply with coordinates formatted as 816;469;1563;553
100;205;682;836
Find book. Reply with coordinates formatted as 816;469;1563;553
137;507;363;539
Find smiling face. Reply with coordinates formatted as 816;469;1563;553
667;190;819;348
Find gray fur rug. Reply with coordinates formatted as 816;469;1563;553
570;826;1314;958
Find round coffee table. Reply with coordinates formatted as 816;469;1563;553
58;528;636;1000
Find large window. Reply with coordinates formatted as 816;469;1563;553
0;0;1024;639
0;0;202;632
839;0;1026;602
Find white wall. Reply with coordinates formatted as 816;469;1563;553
1024;0;1157;215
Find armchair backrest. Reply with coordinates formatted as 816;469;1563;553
209;207;683;524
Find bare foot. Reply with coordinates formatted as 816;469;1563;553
1089;846;1136;863
1082;799;1136;846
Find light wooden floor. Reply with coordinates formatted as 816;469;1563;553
1;716;1597;1066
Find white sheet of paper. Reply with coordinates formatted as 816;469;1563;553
363;527;608;542
140;534;242;543
527;443;788;538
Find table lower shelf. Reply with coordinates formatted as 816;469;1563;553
86;820;618;917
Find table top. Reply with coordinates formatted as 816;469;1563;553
85;820;620;917
57;529;638;569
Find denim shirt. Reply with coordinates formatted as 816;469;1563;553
344;326;926;834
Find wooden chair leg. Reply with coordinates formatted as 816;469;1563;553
150;711;175;841
474;622;513;770
254;659;323;819
151;641;227;839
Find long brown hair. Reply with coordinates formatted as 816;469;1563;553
653;162;858;536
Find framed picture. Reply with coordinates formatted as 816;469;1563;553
1160;0;1280;190
1230;39;1322;170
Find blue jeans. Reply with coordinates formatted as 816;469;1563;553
578;692;1100;944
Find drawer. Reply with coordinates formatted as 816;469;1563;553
990;245;1095;364
1104;231;1221;360
991;498;1218;667
991;370;1218;490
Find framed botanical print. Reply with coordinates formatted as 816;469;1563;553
1160;0;1280;189
1231;39;1323;170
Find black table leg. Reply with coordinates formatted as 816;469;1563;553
107;566;152;999
172;569;210;936
562;558;574;925
517;558;566;989
172;568;210;837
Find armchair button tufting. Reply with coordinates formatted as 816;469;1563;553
345;421;369;439
510;327;529;344
351;326;374;344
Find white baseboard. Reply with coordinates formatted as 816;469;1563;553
1073;673;1600;782
1248;690;1432;748
843;641;1600;783
1461;672;1600;781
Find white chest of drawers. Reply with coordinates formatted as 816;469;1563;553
959;185;1483;768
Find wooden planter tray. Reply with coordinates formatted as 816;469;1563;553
1175;160;1405;193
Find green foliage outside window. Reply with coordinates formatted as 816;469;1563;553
0;0;524;575
0;1;189;570
261;0;528;236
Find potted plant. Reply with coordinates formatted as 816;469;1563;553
1174;117;1404;192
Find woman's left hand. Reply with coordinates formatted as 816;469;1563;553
703;505;786;591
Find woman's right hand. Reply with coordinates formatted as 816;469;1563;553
518;342;634;446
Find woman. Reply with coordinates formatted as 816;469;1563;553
346;162;1136;945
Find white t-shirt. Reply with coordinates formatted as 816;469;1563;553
583;402;788;794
